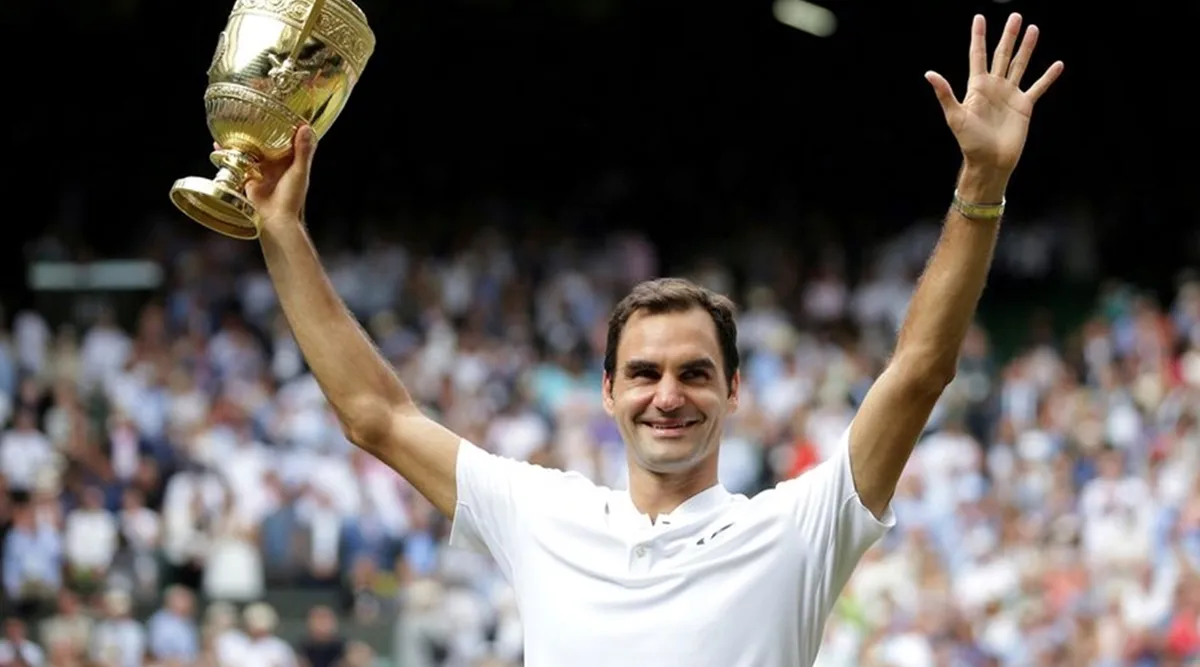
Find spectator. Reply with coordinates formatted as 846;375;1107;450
39;590;93;659
3;500;62;611
200;493;264;603
0;408;53;494
146;586;199;663
63;485;119;592
89;589;146;667
240;603;296;667
0;618;46;666
295;606;345;667
116;486;162;596
201;602;246;667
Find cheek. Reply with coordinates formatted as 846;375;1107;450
692;389;728;414
614;386;656;418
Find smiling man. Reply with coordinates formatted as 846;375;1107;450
605;292;737;484
239;12;1062;667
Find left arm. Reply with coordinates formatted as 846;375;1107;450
849;12;1064;517
850;166;1004;516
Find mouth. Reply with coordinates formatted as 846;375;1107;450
641;419;701;439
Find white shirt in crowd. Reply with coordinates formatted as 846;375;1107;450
64;508;119;571
14;311;50;376
1079;474;1155;566
0;427;53;492
233;635;297;667
449;425;893;667
90;618;146;667
0;639;45;666
79;324;132;392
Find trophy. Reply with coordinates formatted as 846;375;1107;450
169;0;376;239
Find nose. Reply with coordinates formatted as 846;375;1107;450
651;376;687;413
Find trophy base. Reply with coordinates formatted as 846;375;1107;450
169;177;260;240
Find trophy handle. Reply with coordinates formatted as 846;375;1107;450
288;0;328;64
265;0;328;98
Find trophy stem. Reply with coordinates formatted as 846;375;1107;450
209;149;262;190
214;167;242;190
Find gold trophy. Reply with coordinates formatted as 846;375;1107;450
169;0;375;239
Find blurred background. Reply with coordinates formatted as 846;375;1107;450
1;0;1197;665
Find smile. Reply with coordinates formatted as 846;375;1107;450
642;420;700;437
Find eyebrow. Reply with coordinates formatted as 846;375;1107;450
622;358;718;375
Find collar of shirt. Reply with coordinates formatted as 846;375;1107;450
607;484;732;532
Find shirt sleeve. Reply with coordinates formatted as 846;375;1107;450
773;423;895;612
448;439;592;580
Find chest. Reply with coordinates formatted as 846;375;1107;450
513;508;817;666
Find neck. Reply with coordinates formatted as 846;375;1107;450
627;456;719;520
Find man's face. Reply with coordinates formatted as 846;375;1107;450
603;308;738;474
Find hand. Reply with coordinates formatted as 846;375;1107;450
214;124;317;229
926;14;1064;179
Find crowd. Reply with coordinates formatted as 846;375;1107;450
0;215;1196;666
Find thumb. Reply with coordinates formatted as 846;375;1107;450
924;71;959;115
288;125;317;178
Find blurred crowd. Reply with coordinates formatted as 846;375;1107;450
820;270;1200;667
1;217;1196;666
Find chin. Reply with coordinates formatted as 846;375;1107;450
633;440;708;474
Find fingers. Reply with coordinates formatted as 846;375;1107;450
990;13;1022;77
964;12;1061;102
1025;60;1065;103
210;126;315;166
968;15;987;78
244;177;266;203
1006;24;1039;85
924;71;960;116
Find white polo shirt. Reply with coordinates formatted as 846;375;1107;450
449;425;894;667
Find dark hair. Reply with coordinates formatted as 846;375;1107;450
603;277;739;390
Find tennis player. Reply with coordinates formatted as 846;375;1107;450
243;13;1061;666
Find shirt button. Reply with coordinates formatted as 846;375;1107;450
634;546;647;557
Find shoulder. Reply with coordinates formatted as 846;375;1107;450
457;439;604;498
450;439;612;558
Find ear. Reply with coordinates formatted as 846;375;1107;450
602;371;616;416
727;370;741;414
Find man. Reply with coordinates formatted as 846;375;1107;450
241;13;1061;666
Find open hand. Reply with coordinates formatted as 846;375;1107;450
925;14;1064;176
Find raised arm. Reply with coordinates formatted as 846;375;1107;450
849;13;1063;517
244;127;461;518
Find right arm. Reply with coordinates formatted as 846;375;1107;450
249;127;460;518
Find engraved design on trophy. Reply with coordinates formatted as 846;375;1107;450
266;54;309;97
266;49;332;98
168;0;375;240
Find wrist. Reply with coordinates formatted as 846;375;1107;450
956;163;1010;204
257;213;303;236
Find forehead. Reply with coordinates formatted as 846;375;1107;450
617;308;721;365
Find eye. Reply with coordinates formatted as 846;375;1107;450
628;368;660;381
681;369;711;382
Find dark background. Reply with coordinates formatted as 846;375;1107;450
6;0;1192;298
